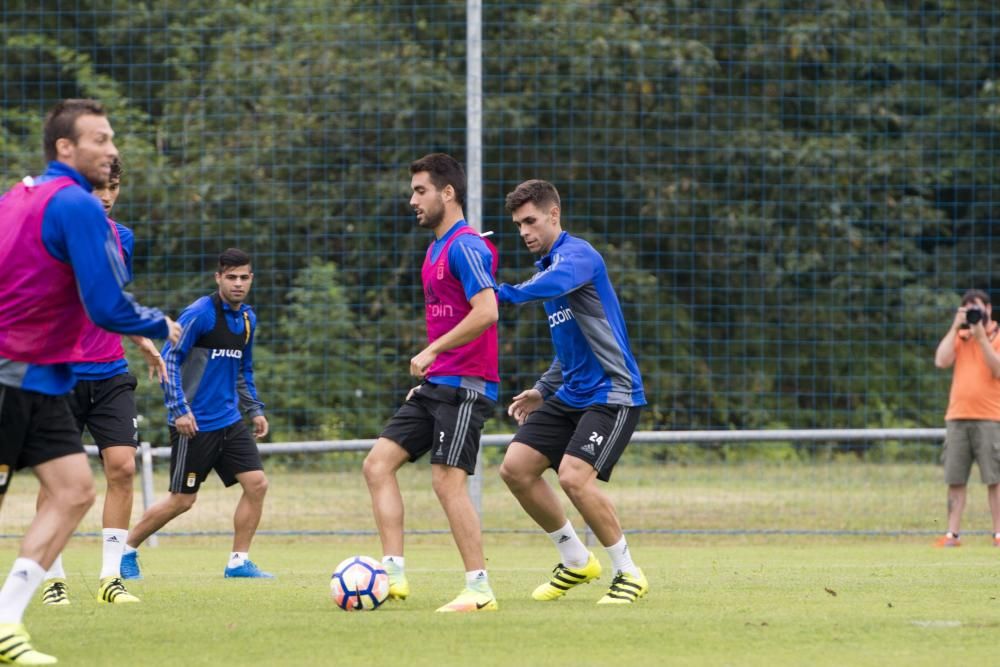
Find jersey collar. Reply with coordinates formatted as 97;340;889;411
535;231;569;270
44;161;93;192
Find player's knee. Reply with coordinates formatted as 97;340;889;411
244;472;269;498
557;469;589;499
59;477;97;514
171;493;197;513
104;456;136;487
361;453;378;482
431;466;466;497
498;460;527;490
362;452;393;484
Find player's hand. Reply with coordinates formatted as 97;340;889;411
165;317;182;345
130;336;167;384
174;413;198;437
410;347;437;378
252;415;269;439
508;388;544;426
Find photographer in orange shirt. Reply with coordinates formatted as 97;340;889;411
933;289;1000;547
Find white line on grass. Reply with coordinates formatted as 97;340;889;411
909;620;962;628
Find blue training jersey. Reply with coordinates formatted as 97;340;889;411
497;231;646;408
426;221;499;401
0;162;167;395
161;294;265;431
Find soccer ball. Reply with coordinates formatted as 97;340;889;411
330;555;389;611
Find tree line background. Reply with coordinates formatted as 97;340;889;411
1;1;996;452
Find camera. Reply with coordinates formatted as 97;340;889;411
966;307;987;325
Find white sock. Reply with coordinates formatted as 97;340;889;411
123;544;137;555
228;552;248;568
44;554;65;580
382;555;404;572
100;528;128;579
605;536;639;576
465;569;490;591
0;558;46;624
547;520;590;568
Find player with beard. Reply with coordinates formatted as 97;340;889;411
38;156;167;607
363;153;500;612
0;98;179;664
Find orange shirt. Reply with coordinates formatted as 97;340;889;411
946;324;1000;420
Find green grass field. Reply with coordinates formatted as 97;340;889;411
6;535;998;666
2;459;997;665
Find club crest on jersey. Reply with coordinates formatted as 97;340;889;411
210;348;243;360
0;464;8;486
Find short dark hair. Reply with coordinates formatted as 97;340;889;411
505;179;561;213
109;156;122;184
43;99;107;162
961;288;991;306
218;248;251;272
409;153;466;207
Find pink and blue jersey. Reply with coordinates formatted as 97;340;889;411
421;221;499;401
0;162;167;395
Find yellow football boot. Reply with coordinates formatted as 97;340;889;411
0;624;57;664
39;580;69;607
532;551;602;601
96;577;140;604
596;568;649;605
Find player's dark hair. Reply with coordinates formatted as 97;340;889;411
109;155;122;184
409;153;466;208
961;288;991;306
218;248;251;272
43;99;107;162
505;179;561;213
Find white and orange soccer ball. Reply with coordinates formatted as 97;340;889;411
330;555;389;611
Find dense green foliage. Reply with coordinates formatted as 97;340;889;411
2;2;996;441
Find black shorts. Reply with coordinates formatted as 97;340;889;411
168;420;263;494
380;382;495;474
512;397;642;482
69;373;139;450
0;385;84;494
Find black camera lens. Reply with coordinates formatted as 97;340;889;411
966;308;984;325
